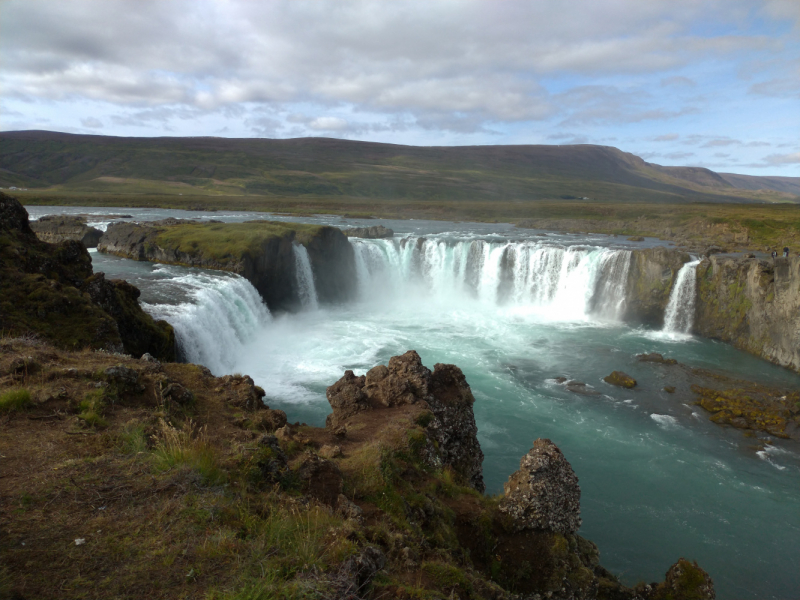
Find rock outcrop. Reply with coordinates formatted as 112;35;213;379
625;247;691;325
30;215;103;248
342;225;394;239
0;192;175;360
98;220;356;311
326;350;485;492
695;255;800;372
499;438;581;535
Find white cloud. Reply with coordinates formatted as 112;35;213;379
764;152;800;165
308;117;349;131
80;117;103;128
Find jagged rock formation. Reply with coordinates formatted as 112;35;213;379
0;192;174;359
695;255;800;372
625;247;691;325
326;350;484;492
30;215;103;248
98;219;356;311
342;225;394;238
499;438;581;535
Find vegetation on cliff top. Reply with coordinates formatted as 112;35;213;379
153;221;325;262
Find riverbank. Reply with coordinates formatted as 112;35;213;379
0;340;715;599
14;189;800;254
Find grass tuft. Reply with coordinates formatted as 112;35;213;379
0;388;31;412
152;418;226;485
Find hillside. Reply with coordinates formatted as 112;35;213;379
1;130;797;204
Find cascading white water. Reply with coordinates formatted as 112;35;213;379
143;273;271;374
663;259;701;334
293;243;319;310
350;237;631;320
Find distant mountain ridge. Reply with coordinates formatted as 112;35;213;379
0;130;797;204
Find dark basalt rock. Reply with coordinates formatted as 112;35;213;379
83;273;176;361
326;350;484;492
498;438;581;535
637;352;677;365
30;215;103;248
0;193;174;360
342;225;394;239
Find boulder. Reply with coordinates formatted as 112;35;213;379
255;435;289;484
650;558;715;600
219;374;266;411
252;409;288;432
296;452;343;507
637;352;677;365
604;371;637;388
498;438;581;535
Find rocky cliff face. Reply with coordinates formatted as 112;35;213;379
30;215;103;248
622;247;800;373
98;220;356;311
326;350;485;492
625;247;691;325
0;192;175;360
695;255;800;372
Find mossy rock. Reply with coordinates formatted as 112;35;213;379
603;371;637;389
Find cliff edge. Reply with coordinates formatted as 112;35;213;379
98;219;356;311
0;192;175;360
695;255;800;372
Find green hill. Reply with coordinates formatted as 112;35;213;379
1;130;797;204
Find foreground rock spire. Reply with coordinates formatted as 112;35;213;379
499;437;582;535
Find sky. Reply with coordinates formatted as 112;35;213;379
1;0;799;176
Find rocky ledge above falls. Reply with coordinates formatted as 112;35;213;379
29;215;103;248
98;219;356;311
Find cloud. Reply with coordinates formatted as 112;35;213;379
701;137;742;148
653;133;680;141
0;0;794;135
762;152;800;165
555;85;697;126
661;76;696;87
81;117;103;129
308;117;349;131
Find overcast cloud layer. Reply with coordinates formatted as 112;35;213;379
1;0;798;175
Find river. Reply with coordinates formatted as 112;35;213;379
26;205;800;599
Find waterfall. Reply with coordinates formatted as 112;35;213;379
143;273;271;374
293;243;319;310
350;236;632;320
663;259;701;334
